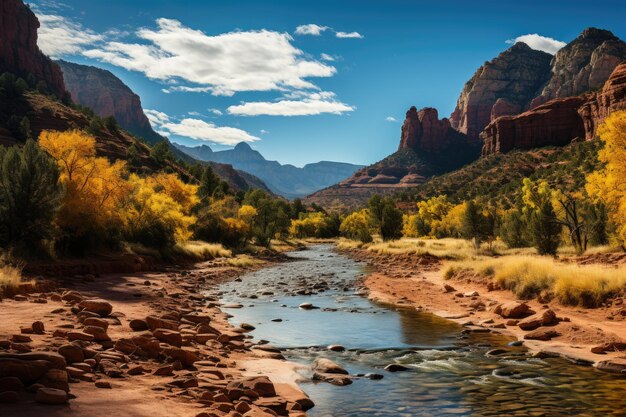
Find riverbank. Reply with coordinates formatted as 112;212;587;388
0;251;313;417
340;245;626;373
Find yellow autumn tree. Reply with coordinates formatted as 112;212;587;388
124;174;196;247
586;110;626;246
340;209;372;243
146;172;199;213
39;130;131;240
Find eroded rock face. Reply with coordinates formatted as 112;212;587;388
482;63;626;155
450;42;552;141
57;60;164;145
0;0;66;96
481;96;587;156
399;107;459;153
531;28;626;108
578;63;626;139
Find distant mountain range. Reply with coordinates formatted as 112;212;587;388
175;142;364;199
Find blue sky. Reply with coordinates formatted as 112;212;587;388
31;0;626;167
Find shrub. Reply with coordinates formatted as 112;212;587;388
529;200;561;256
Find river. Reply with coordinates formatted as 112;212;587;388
217;245;626;417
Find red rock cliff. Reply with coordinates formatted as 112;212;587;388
578;63;626;140
399;106;466;153
480;97;587;156
0;0;66;96
57;60;165;145
481;63;626;156
449;43;552;141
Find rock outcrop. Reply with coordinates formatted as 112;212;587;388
450;42;552;140
57;60;164;145
0;0;66;97
578;62;626;139
481;96;587;156
332;106;480;189
530;28;626;108
482;63;626;155
399;107;464;153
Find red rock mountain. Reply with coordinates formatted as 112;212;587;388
57;60;164;145
0;0;66;97
449;42;552;141
481;63;626;155
530;28;626;108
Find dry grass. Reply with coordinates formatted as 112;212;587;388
172;241;232;261
0;260;23;295
228;255;263;268
337;237;497;260
446;255;626;307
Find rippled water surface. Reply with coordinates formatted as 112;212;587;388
218;245;626;417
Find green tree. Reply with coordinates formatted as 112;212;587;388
461;200;484;245
150;140;172;164
529;200;561;256
126;143;140;167
380;201;403;241
368;194;384;225
198;165;221;199
500;208;528;248
0;140;63;253
291;198;306;219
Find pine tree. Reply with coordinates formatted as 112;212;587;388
0;140;63;252
380;201;403;241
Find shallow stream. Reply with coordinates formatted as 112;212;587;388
218;245;626;417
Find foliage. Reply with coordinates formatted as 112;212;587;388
124;174;197;248
244;190;290;247
39;130;196;253
586;110;626;247
460;200;496;247
40;130;130;251
198;165;221;199
500;208;528;248
289;212;342;239
340;209;373;243
0;140;63;253
150;140;172;164
380;202;403;241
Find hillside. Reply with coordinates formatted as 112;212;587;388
175;142;363;199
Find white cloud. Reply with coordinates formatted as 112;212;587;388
320;53;335;61
208;108;223;116
227;92;355;117
385;116;397;122
84;18;336;96
144;109;172;126
336;31;364;39
260;129;270;134
295;24;329;36
505;33;566;55
36;14;103;57
145;109;258;145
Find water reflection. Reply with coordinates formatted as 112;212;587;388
218;245;626;417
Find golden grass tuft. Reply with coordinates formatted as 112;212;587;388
172;241;232;261
338;237;492;260
446;255;626;307
0;262;23;295
228;255;263;268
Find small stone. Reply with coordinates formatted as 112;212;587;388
327;345;345;352
384;364;409;372
0;391;19;403
35;387;67;404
